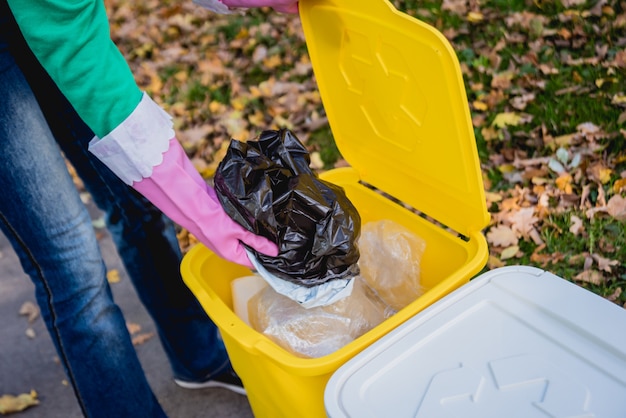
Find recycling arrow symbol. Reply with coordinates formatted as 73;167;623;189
415;354;593;418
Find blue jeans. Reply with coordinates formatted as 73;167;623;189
0;3;229;417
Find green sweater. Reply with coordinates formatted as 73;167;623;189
7;0;143;138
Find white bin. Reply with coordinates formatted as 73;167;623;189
325;266;626;418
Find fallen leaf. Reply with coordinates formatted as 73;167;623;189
309;152;324;170
106;269;121;284
606;287;622;302
492;112;522;128
132;332;155;346
606;194;626;221
473;100;489;111
555;173;573;193
91;216;106;229
0;391;39;414
591;254;620;272
528;228;545;245
574;270;604;285
485;191;503;204
126;322;142;335
548;158;566;174
18;302;39;323
510;207;538;238
467;11;484;23
587;163;613;184
569;215;584;235
487;255;506;269
481;126;499;141
500;245;520;260
25;328;36;339
614;178;626;193
486;225;519;247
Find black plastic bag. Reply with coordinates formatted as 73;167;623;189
214;129;361;287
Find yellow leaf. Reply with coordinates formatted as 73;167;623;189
231;97;246;111
209;101;224;113
473;100;488;111
555;173;573;193
492;112;522;128
247;110;265;127
598;168;613;184
485;191;503;203
481;126;499;141
613;178;626;193
0;391;39;414
467;11;484;22
263;55;282;70
612;94;626;105
487;255;505;269
500;245;519;260
309;152;324;170
554;133;576;146
107;269;120;284
588;163;613;184
595;77;617;88
174;71;188;83
498;164;515;173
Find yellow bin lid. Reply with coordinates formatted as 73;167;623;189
300;0;489;237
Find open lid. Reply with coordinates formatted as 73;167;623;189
324;266;626;417
300;0;489;237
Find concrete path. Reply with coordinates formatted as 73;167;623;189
0;200;254;418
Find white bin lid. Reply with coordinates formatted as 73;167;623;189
325;266;626;418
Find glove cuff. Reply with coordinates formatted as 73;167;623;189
88;92;174;185
192;0;233;14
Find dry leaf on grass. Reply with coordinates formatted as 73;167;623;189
487;255;506;269
606;287;622;302
486;225;518;247
510;207;538;238
0;391;39;415
574;270;604;285
569;215;584;235
607;194;626;221
591;254;620;273
500;245;520;260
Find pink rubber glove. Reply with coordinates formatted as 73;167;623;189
132;138;278;268
193;0;298;14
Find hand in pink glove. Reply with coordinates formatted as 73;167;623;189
193;0;298;14
132;138;278;268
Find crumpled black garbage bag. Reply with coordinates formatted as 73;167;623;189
214;128;361;287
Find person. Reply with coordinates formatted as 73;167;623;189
0;0;297;416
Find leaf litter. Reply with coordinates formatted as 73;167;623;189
103;0;626;306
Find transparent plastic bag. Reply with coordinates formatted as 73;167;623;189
358;220;426;312
248;277;390;358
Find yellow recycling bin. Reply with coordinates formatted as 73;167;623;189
180;0;490;416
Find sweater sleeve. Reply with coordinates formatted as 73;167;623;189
6;0;142;138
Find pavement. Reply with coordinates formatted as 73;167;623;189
0;199;254;418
